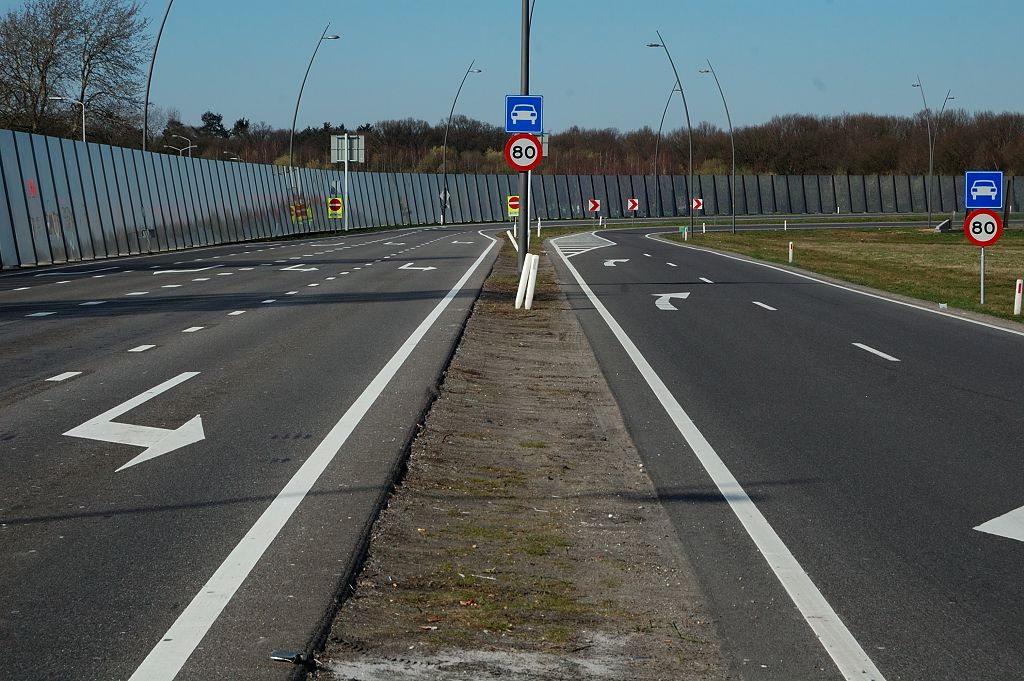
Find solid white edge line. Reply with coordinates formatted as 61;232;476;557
552;235;886;681
852;343;900;362
644;232;1024;338
127;231;498;681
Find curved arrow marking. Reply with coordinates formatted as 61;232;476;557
975;505;1024;543
63;372;205;472
399;263;437;271
604;259;629;267
653;292;691;310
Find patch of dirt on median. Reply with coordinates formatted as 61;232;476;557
313;244;727;681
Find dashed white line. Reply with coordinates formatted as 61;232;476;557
125;292;149;296
667;263;677;267
182;326;204;333
261;299;276;304
643;253;652;257
325;277;336;281
753;301;777;311
14;287;30;291
228;311;246;316
307;283;319;287
129;345;156;353
852;343;900;362
27;312;56;317
193;278;210;282
162;285;182;289
285;291;298;295
216;272;233;276
700;277;714;284
80;301;107;306
47;371;82;382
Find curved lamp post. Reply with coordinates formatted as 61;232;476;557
440;60;481;225
49;96;85;143
171;133;195;158
912;76;954;229
289;25;339;187
647;32;694;234
143;0;174;152
652;83;680;218
699;60;736;234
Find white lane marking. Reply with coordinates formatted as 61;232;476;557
216;272;233;276
280;264;318;272
653;292;690;310
648;232;1024;339
667;262;677;267
851;343;900;362
340;272;349;275
325;277;336;280
80;301;107;306
239;267;254;271
125;292;148;296
64;372;203;472
975;505;1024;543
285;291;298;295
27;312;56;317
307;283;319;287
700;277;714;284
127;231;498;681
643;253;652;257
192;278;210;282
34;266;117;277
57;280;71;284
128;345;156;353
161;285;182;289
182;327;204;333
14;286;30;291
261;299;276;304
47;371;82;382
753;301;777;311
228;311;245;316
399;263;437;271
153;266;221;275
553;235;886;681
604;259;629;267
92;275;106;278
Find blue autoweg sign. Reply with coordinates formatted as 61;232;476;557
965;170;1004;210
505;95;544;134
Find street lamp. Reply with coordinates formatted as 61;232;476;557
647;32;694;235
289;25;339;186
652;83;680;218
699;61;736;234
171;133;195;158
440;59;482;225
223;151;243;162
912;77;954;229
164;144;188;155
143;0;175;152
49;96;85;143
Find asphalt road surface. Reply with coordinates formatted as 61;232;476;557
0;225;497;681
549;228;1024;681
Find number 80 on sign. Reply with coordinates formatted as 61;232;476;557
964;208;1003;247
503;133;543;172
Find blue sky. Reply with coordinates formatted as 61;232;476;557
4;0;1022;133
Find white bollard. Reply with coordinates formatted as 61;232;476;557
599;216;603;226
506;230;519;252
788;241;794;263
684;227;689;242
784;219;788;231
536;218;541;237
515;253;534;309
1015;278;1023;316
702;222;706;234
524;253;541;310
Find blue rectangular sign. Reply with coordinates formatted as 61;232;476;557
965;170;1004;210
505;95;544;134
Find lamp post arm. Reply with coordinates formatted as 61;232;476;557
706;60;735;232
289;23;332;176
655;30;694;231
441;58;476;224
143;0;174;153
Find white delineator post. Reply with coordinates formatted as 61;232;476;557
515;253;534;309
1014;278;1023;315
784;219;787;231
506;230;519;252
788;241;794;263
524;252;540;310
536;218;541;237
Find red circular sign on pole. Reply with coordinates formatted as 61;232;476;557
964;208;1003;247
329;198;343;212
508;195;520;210
504;133;543;172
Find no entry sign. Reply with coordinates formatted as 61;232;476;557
504;133;543;172
327;197;344;219
507;195;520;217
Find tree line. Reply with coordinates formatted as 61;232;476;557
2;0;1022;176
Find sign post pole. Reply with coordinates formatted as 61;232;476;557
343;133;350;231
981;247;985;304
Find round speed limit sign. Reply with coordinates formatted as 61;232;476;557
964;208;1003;247
504;133;543;172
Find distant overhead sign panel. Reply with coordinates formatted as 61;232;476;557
505;95;544;134
965;170;1003;210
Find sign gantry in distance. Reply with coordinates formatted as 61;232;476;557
504;133;543;172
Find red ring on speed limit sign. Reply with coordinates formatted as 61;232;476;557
504;133;543;172
964;208;1003;247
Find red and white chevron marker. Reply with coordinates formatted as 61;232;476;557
692;197;703;211
626;198;639;211
588;198;601;212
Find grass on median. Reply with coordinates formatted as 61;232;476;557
666;227;1024;322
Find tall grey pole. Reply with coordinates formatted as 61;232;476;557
702;61;735;234
913;76;933;228
143;0;174;152
344;133;350;231
289;25;338;189
441;59;480;226
517;0;530;273
653;84;679;218
648;32;694;235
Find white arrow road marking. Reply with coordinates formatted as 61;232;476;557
63;372;205;472
604;259;629;267
280;264;319;272
975;505;1024;542
399;263;437;271
153;265;222;275
653;292;691;310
